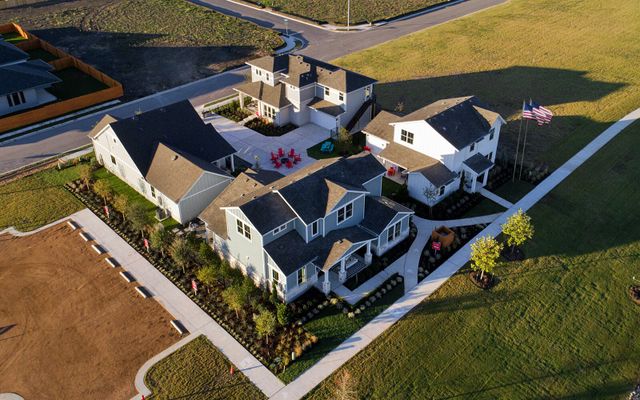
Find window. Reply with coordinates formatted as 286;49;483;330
266;73;271;80
150;186;156;198
400;129;414;145
236;219;251;240
256;69;262;76
339;92;344;101
439;185;445;196
262;104;276;120
364;85;371;100
272;222;288;235
272;268;280;283
337;202;353;224
487;152;493;160
138;179;146;194
489;128;495;140
6;91;26;107
470;142;475;152
324;86;330;96
297;266;307;286
311;220;320;237
387;220;402;243
110;155;116;165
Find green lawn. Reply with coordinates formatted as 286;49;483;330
49;68;109;100
0;165;83;231
381;177;402;198
306;133;365;160
279;280;404;383
145;335;266;400
245;0;445;25
493;179;536;204
306;121;640;399
333;0;640;169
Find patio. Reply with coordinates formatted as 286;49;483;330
205;114;332;175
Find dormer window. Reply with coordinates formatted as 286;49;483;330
400;129;414;145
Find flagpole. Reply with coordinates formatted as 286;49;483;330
512;100;525;182
518;118;530;180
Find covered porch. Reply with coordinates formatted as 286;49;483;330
316;240;374;295
234;81;291;126
462;153;494;193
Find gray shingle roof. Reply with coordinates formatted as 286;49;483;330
377;142;457;187
264;226;375;275
98;100;236;176
362;110;399;142
307;97;345;117
0;58;61;96
234;80;291;109
463;153;495;174
239;192;297;234
360;197;413;235
399;96;498;150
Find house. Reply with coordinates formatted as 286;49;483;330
89;100;238;224
0;38;61;116
234;54;377;134
199;153;414;302
363;96;506;206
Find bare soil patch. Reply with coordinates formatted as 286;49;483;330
0;223;178;400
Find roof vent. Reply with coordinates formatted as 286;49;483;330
172;155;178;161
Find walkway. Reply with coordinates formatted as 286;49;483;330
479;187;514;208
67;209;285;398
0;0;506;175
206;114;330;174
268;108;640;399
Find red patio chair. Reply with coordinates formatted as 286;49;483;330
274;160;282;169
286;160;294;169
289;148;296;157
294;154;302;163
271;152;278;161
387;166;396;176
278;148;285;157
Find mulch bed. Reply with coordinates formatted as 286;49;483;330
630;286;640;305
469;271;495;290
501;246;525;261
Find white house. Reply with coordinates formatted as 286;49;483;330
89;100;238;224
199;154;414;302
363;96;506;205
0;38;60;116
234;54;377;134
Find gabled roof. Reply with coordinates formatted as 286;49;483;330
234;80;291;109
145;143;231;203
378;142;457;187
0;38;28;66
360;196;414;235
362;110;399;142
247;54;376;93
308;97;345;117
96;100;236;176
89;114;119;138
397;96;498;149
199;169;283;237
463;153;495;175
0;58;61;96
239;192;297;234
264;226;375;275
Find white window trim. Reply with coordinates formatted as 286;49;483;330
336;201;354;226
297;266;307;286
400;129;414;145
236;218;252;241
272;222;288;235
311;219;320;237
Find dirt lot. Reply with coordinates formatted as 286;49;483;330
0;0;281;100
0;223;178;399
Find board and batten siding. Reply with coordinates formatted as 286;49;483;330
177;172;232;223
223;208;267;282
362;174;383;197
374;214;411;256
324;194;365;235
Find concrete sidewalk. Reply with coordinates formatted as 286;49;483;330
67;209;286;398
268;108;640;400
479;187;513;208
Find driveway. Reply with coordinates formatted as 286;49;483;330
207;114;331;174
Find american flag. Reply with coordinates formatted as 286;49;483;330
522;101;536;120
530;101;553;125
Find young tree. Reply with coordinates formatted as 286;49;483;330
334;370;358;400
253;308;277;344
470;235;503;280
113;194;129;222
501;209;534;255
93;179;112;207
336;127;352;153
198;241;220;267
196;265;219;294
170;237;194;274
149;225;172;257
276;302;289;326
269;281;279;305
222;285;247;318
423;185;440;218
78;164;93;190
127;202;150;238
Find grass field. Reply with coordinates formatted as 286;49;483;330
247;0;444;25
145;335;266;400
306;121;640;399
50;68;109;100
0;0;282;99
333;0;640;168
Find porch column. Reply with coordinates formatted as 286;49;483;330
230;155;235;172
471;174;478;192
338;259;347;283
322;272;331;295
365;241;373;265
482;171;489;186
239;93;245;109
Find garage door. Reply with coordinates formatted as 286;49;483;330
310;109;337;132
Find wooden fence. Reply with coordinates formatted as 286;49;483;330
0;23;123;133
